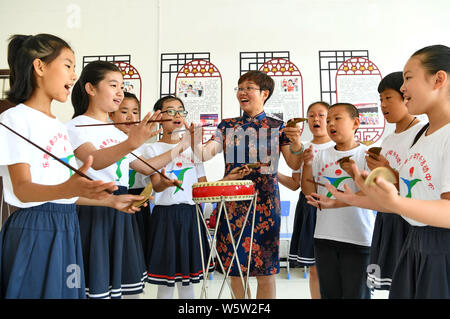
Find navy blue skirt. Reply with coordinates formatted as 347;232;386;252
77;186;146;298
145;204;215;287
288;191;317;266
0;203;85;299
128;187;152;257
389;225;450;299
367;212;410;290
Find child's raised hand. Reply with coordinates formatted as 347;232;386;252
159;168;183;191
324;183;358;206
340;159;356;178
187;122;204;159
365;152;390;171
128;111;163;149
351;163;400;211
302;145;314;166
178;120;193;150
305;192;338;209
67;155;118;200
107;194;151;214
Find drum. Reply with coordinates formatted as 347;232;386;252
192;180;255;203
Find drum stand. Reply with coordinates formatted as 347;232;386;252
195;192;258;299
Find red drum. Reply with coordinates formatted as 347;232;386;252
192;180;255;203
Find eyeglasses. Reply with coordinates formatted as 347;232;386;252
234;86;261;93
161;109;188;117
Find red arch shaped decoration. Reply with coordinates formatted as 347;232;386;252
175;59;223;143
335;57;384;144
259;58;305;133
113;61;143;119
177;59;221;78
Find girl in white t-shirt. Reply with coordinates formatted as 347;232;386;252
144;96;214;299
278;101;334;299
301;103;375;299
66;61;184;299
108;92;152;261
326;45;450;298
363;72;425;292
0;34;143;299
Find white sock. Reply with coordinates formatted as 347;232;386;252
177;282;195;299
157;285;175;299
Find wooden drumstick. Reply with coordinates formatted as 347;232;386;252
129;152;184;191
237;162;271;171
168;123;213;135
75;119;172;127
0;122;113;194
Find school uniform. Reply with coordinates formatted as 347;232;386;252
312;144;376;298
66;115;146;299
368;122;425;291
288;140;334;267
389;123;450;299
143;142;214;287
0;104;85;298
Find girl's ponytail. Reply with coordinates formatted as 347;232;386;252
7;35;35;104
71;80;89;118
6;34;72;105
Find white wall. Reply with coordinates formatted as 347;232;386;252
1;0;450;231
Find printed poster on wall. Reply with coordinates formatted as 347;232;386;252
335;57;384;144
259;58;305;132
175;59;223;143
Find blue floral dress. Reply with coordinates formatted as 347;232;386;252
213;111;290;276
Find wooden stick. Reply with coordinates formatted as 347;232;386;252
237;162;271;171
168;123;213;135
75;119;172;127
130;152;184;191
306;178;344;193
0;122;113;194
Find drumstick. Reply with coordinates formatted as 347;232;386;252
306;179;344;193
168;123;213;135
0;122;113;194
75;119;172;127
237;162;271;171
310;177;322;211
129;152;184;191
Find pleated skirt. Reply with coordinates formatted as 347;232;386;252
145;204;215;287
0;203;85;299
389;225;450;299
77;186;146;299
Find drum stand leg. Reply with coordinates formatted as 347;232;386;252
244;193;258;298
196;199;235;299
218;192;257;299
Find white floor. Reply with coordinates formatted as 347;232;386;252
139;267;390;299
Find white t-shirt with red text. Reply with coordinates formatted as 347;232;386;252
0;104;78;207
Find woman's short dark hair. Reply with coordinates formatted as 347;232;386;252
238;70;275;104
153;95;185;112
377;71;404;98
71;60;122;118
7;33;72;104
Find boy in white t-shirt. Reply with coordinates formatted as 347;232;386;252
301;103;375;299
